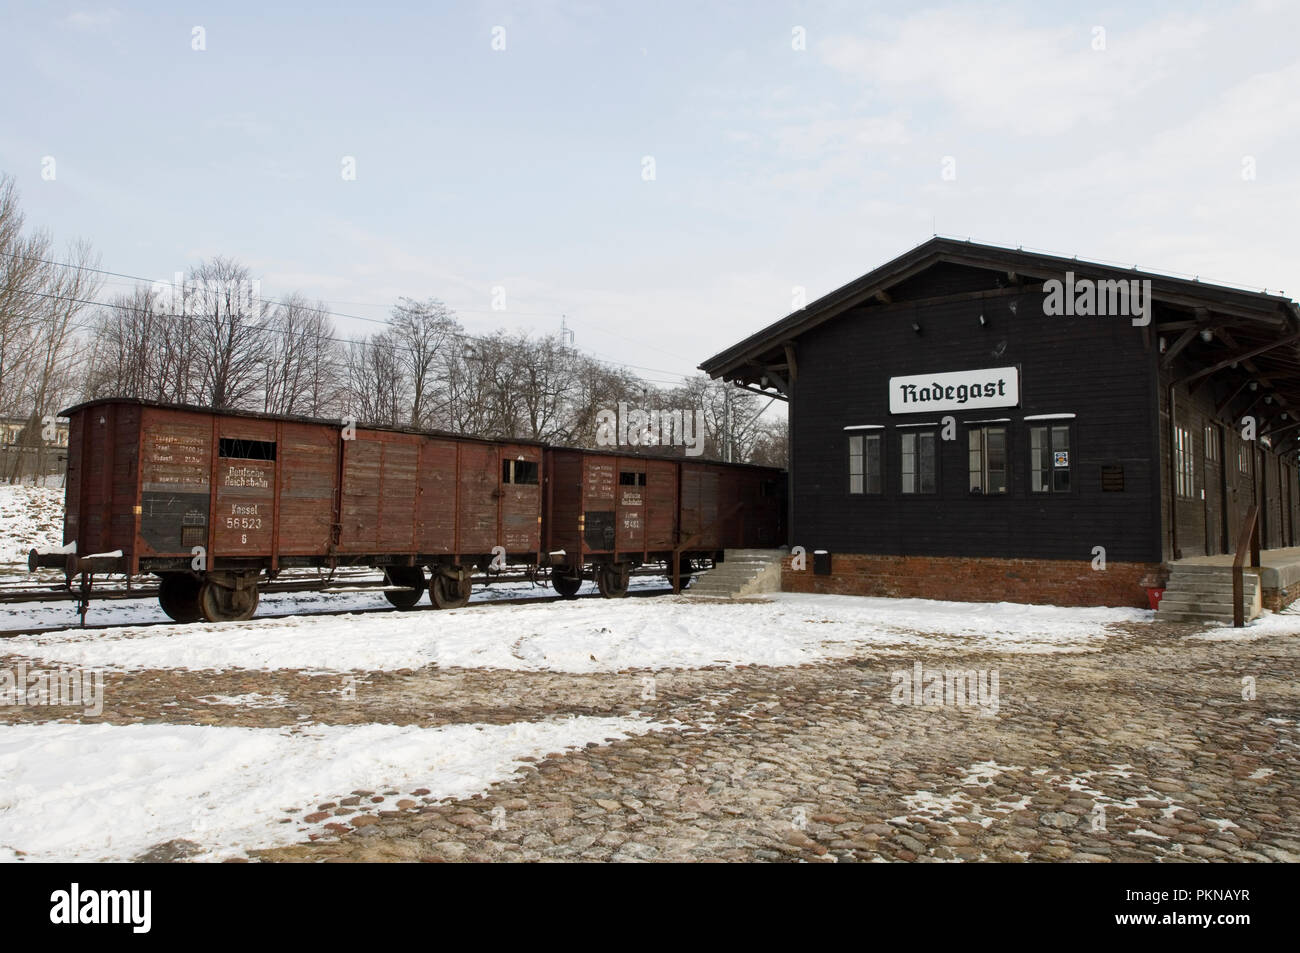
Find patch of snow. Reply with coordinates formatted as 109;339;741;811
0;484;64;565
196;692;287;708
1192;609;1300;641
5;592;1147;675
0;715;664;862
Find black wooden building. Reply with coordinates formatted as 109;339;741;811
700;238;1300;607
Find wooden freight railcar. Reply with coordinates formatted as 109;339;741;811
57;399;544;622
544;449;786;597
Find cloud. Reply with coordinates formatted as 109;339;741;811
63;9;120;31
819;10;1210;136
772;116;909;160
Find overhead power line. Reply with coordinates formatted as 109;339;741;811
0;249;701;385
0;248;701;380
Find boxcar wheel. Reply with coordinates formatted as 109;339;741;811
430;571;471;609
158;574;202;623
198;580;260;622
596;564;630;599
383;567;426;609
552;568;583;599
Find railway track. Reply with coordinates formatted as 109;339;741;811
0;570;680;639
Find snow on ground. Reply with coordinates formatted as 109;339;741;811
0;715;664;862
196;692;288;708
4;592;1151;674
0;484;63;566
1191;605;1300;641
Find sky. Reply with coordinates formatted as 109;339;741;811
1;0;1298;387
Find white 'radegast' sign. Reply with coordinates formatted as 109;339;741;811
889;366;1020;414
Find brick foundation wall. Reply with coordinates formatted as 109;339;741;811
1262;585;1300;613
782;553;1165;609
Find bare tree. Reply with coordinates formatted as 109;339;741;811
186;257;269;410
749;413;789;468
0;177;101;480
387;297;458;428
262;294;341;416
440;331;522;438
508;333;584;443
561;356;646;449
344;332;407;427
85;285;164;400
665;375;767;462
0;174;51;421
25;240;101;415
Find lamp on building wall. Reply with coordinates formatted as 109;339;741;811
978;313;987;327
911;322;922;335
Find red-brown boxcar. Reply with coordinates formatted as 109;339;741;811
544;449;785;597
59;399;544;621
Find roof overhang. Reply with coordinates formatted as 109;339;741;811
699;238;1300;408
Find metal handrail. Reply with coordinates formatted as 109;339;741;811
1232;504;1261;628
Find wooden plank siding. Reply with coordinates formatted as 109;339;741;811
789;286;1162;562
1156;352;1297;559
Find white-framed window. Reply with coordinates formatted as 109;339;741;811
900;431;937;494
1030;424;1070;493
1175;426;1195;498
848;433;882;495
968;425;1008;495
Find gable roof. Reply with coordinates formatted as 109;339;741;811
699;237;1300;388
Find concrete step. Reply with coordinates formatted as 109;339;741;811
1157;596;1253;612
1170;564;1258;579
1156;610;1234;624
1167;566;1259;578
1157;602;1244;617
1162;575;1257;587
1162;579;1258;591
685;548;785;598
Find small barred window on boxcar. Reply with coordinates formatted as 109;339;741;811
619;471;647;486
502;459;539;485
218;438;276;461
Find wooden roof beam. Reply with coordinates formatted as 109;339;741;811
783;343;798;386
734;383;788;402
1218;329;1300;424
1176;332;1300;387
1215;378;1253;418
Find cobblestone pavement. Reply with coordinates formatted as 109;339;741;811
3;615;1298;862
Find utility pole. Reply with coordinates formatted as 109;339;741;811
723;384;732;462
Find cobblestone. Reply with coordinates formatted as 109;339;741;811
4;615;1298;861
